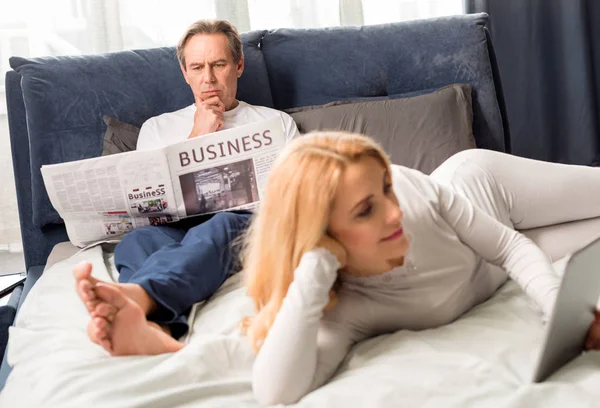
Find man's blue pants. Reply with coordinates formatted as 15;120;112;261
114;212;252;338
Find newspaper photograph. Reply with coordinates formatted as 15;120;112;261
178;159;259;215
41;117;285;247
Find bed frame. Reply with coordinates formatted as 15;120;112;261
0;13;510;388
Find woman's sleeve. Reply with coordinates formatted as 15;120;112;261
435;183;560;319
252;248;357;405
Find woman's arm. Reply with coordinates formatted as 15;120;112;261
252;248;355;405
435;184;560;319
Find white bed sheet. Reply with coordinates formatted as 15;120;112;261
1;245;600;407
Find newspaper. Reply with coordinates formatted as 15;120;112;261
41;117;284;247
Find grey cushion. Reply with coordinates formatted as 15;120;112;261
287;84;475;175
102;115;140;156
260;16;507;154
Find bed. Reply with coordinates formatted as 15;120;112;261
2;12;600;407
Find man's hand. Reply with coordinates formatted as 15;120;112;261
585;309;600;350
188;95;225;139
317;235;347;269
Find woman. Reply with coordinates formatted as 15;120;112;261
242;131;600;405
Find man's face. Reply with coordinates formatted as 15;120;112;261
180;33;244;111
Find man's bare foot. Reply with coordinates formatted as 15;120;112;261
73;261;161;345
73;262;157;313
90;282;184;356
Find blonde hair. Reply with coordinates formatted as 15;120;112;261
240;131;392;352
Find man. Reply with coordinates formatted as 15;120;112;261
73;20;299;356
136;20;298;149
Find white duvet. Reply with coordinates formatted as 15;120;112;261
1;245;600;407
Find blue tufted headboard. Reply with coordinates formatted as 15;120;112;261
6;13;509;270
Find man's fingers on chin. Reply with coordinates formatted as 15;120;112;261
214;100;226;111
204;95;222;104
206;104;224;113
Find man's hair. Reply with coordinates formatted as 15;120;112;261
177;19;243;69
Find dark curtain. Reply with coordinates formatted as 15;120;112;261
466;0;600;165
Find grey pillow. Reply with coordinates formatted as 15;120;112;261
102;116;140;155
286;84;475;174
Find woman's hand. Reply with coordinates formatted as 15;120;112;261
317;235;347;268
585;309;600;350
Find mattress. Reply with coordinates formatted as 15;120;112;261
1;245;599;407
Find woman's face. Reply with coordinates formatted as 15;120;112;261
328;156;409;276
